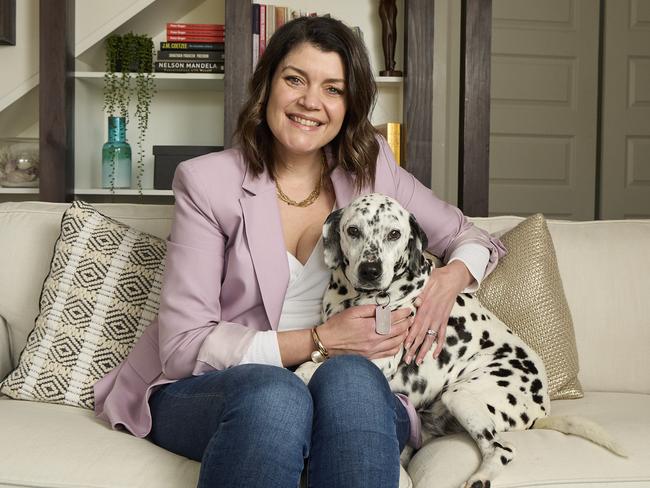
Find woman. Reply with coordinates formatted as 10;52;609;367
94;16;506;488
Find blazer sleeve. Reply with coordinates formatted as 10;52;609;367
375;136;507;277
157;161;256;379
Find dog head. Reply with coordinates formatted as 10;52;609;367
323;193;428;291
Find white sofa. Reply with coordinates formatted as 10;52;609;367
0;201;648;488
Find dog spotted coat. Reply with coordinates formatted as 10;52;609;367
295;193;551;488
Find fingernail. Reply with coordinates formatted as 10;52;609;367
405;342;412;350
416;358;422;365
404;355;412;364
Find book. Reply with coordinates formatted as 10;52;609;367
259;4;266;56
266;5;275;43
375;122;401;165
167;29;224;37
252;3;260;67
167;23;224;30
160;41;224;51
154;61;225;73
157;50;224;61
167;35;225;42
275;6;287;31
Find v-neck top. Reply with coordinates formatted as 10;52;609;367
239;237;330;366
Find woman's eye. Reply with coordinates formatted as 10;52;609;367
388;230;401;241
347;226;360;238
326;86;343;96
285;75;302;85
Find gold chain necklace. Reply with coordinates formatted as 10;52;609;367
275;152;326;208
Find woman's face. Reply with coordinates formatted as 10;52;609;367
266;42;347;162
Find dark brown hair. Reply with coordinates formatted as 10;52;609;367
234;16;379;190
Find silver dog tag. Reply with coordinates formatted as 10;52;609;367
375;305;391;335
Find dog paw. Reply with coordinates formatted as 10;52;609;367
462;479;492;488
294;361;319;385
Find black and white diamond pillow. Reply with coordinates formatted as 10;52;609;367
0;201;166;409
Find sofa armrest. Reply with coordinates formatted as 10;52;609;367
0;314;12;381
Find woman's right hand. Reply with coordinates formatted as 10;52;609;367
317;305;413;359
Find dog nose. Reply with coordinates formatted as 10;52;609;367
359;261;382;281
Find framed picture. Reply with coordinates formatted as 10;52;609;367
0;0;16;46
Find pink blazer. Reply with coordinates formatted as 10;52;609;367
93;137;506;437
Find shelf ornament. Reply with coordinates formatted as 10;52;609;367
103;33;156;192
378;0;402;77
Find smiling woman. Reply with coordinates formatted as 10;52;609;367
93;14;506;488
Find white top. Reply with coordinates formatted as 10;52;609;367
236;240;490;367
239;237;330;366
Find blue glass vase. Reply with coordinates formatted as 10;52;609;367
102;116;132;189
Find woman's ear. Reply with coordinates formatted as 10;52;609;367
322;208;344;269
407;214;428;275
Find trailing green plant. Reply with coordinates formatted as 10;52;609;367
103;32;156;193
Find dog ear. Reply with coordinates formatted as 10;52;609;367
322;208;344;269
407;214;429;274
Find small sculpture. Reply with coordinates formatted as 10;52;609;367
378;0;402;76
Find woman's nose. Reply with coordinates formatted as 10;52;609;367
299;89;321;110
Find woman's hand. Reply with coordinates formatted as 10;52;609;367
318;305;413;359
403;261;473;365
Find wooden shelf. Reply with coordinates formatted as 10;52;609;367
0;187;39;194
75;71;225;91
375;76;403;86
74;188;173;196
43;0;479;209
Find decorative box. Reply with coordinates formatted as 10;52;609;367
153;145;223;190
0;138;39;188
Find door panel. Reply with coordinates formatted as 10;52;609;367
490;0;600;219
600;0;650;218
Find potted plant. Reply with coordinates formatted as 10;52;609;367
102;32;156;192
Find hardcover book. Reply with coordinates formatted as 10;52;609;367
167;35;225;43
154;61;224;73
157;50;224;61
167;23;224;30
160;41;224;51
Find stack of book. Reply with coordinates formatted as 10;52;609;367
251;5;362;69
154;23;225;74
252;4;290;67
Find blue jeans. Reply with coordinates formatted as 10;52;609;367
148;355;411;488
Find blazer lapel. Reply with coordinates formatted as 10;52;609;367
240;167;289;331
327;150;358;209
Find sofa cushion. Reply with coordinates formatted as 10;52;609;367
476;214;582;400
472;217;650;395
0;395;413;488
0;396;200;488
407;391;650;488
0;201;166;409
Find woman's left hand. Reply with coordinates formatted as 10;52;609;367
403;260;473;365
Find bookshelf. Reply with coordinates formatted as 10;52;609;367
37;0;492;215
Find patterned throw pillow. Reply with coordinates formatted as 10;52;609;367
0;201;166;409
476;213;583;400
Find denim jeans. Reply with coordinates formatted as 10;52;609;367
148;355;411;488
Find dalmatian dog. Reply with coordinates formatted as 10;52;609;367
295;193;624;488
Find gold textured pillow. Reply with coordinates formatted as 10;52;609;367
476;213;583;400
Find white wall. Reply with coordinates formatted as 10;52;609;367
0;0;39;136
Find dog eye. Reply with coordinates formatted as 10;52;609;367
347;226;361;238
387;230;401;241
